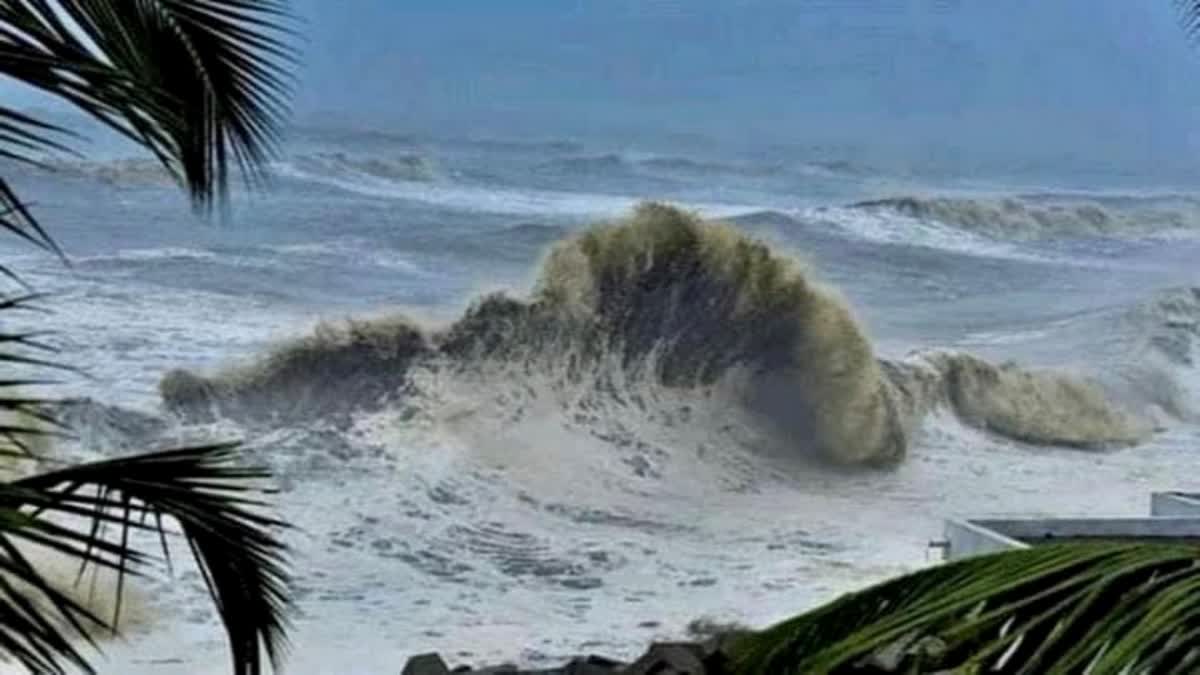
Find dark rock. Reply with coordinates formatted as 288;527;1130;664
698;638;738;674
403;653;451;675
624;643;707;675
474;665;518;674
563;655;625;675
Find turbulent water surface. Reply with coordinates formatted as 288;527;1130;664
2;126;1199;673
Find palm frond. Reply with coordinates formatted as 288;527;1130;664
0;0;296;212
0;443;292;675
0;245;291;675
0;292;75;464
1176;0;1200;44
0;179;62;285
730;543;1200;674
0;4;298;673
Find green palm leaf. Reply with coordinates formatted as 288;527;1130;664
730;543;1200;674
0;0;295;208
4;443;293;675
0;2;298;672
0;287;293;674
0;0;296;282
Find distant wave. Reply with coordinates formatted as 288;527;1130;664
292;125;421;147
638;156;788;178
283;151;439;183
850;194;1200;240
450;138;585;154
535;154;636;178
37;158;173;186
537;153;796;181
29;151;441;189
534;150;873;182
72;246;220;264
161;204;1159;468
272;155;758;218
806;159;871;177
270;158;640;216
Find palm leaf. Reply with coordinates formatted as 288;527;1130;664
0;2;298;673
5;441;291;672
0;0;296;283
0;443;292;675
0;293;68;463
730;543;1200;674
1176;1;1200;44
0;286;291;674
0;179;62;286
0;0;296;211
0;272;281;672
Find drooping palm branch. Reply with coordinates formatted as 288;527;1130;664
730;543;1200;674
1;0;295;277
0;444;291;675
0;1;297;673
0;296;294;675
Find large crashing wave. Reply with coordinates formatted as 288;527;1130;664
161;204;1154;465
852;194;1200;240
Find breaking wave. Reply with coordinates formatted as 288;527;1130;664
851;194;1200;240
1065;286;1200;424
161;204;1160;467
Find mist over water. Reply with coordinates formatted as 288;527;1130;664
3;2;1200;672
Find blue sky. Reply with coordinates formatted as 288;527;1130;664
6;1;1200;170
285;0;1200;167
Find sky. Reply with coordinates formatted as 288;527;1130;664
285;0;1200;170
6;0;1200;173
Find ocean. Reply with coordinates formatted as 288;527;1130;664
2;123;1199;673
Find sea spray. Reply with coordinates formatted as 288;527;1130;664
161;203;1155;464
